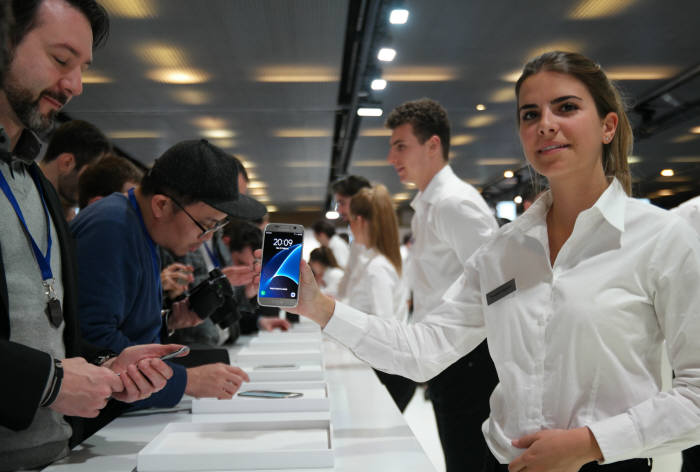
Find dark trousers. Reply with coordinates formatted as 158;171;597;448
373;369;416;412
482;448;652;472
429;340;499;472
682;444;700;472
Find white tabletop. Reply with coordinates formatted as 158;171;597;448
42;330;436;472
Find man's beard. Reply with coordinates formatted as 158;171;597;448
3;78;67;137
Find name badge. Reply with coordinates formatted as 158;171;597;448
486;279;516;305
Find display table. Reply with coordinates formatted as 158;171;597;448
42;326;436;472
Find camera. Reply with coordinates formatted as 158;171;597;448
187;268;241;328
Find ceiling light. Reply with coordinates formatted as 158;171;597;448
371;79;387;90
464;114;498;128
100;0;156;18
669;156;700;163
254;65;338;82
377;48;397;62
489;87;516;103
82;70;113;84
353;160;390;167
514;195;523;204
192;116;228;129
249;188;267;197
605;66;678;81
360;128;392;137
147;68;209;84
389;9;409;24
209;139;235;149
247;181;267;189
652;189;674;198
627;155;642;164
691;126;700;134
383;66;457;82
660;169;674;177
201;129;235;139
404;182;416;189
477;158;522;166
171;89;210;105
107;130;164;139
266;205;278;213
136;43;188;68
357;107;383;117
325;210;340;220
569;0;637;19
273;129;331;138
393;193;412;201
285;161;327;168
503;170;515;179
452;134;476;146
476;104;487;111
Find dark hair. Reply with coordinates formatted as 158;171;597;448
385;98;451;161
223;221;261;252
0;0;13;84
10;0;109;50
515;51;633;195
331;175;370;198
78;153;143;209
309;246;340;269
43;119;111;169
312;220;335;238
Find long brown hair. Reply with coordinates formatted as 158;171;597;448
350;184;402;275
515;51;633;195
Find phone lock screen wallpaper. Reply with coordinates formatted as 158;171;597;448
259;231;303;300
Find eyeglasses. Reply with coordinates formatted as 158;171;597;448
165;194;229;238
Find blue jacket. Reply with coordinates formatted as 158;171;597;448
71;193;186;408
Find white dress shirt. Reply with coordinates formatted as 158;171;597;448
336;242;368;300
408;165;497;322
342;247;407;323
320;266;344;298
673;195;700;236
328;233;350;268
324;179;700;464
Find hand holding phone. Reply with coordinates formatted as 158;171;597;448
257;223;304;308
160;345;190;361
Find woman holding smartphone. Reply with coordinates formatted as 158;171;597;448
281;51;700;471
342;184;415;412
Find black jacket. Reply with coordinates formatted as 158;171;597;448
0;161;110;441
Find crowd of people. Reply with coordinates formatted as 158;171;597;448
1;1;699;472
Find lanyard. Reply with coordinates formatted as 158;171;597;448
127;188;162;298
204;241;221;268
0;165;54;284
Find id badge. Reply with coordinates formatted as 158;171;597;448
46;298;63;328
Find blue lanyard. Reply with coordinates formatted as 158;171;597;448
204;241;221;268
0;165;54;282
127;188;162;297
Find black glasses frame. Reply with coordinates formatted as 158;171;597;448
164;194;229;238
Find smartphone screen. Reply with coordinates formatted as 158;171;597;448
258;224;304;307
238;390;303;399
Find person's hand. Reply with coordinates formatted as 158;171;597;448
167;298;203;330
161;263;193;298
245;280;258;299
509;427;602;472
258;317;291;331
222;265;255;287
104;344;186;403
185;364;250;399
49;357;123;417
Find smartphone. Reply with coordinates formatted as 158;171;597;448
160;346;190;361
258;223;304;307
238;390;303;399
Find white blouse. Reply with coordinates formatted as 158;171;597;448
320;266;344;298
324;179;700;464
342;247;407;323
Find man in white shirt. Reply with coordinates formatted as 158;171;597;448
385;98;499;471
311;219;350;268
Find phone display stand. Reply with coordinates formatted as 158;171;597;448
191;381;330;414
137;418;333;470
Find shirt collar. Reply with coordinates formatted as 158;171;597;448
0;126;42;164
515;178;627;237
410;164;454;210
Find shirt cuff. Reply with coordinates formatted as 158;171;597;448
587;413;643;464
322;301;369;350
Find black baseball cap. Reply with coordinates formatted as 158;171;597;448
147;139;267;220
